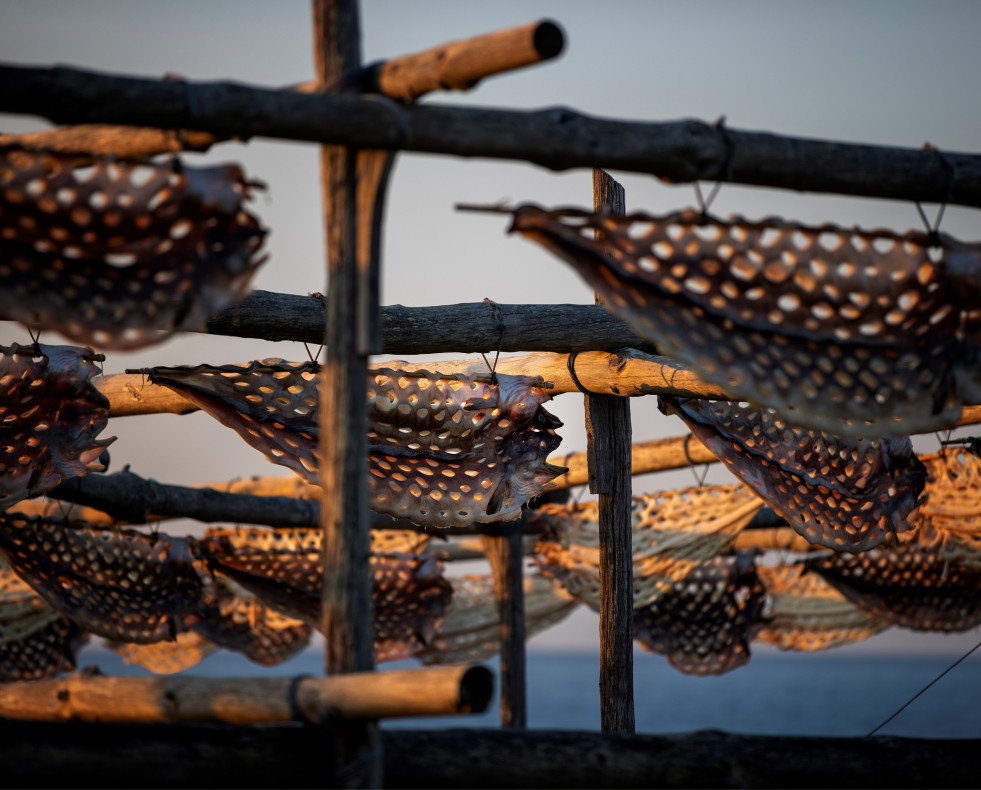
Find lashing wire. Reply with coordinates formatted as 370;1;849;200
915;143;955;245
692;116;735;221
480;297;506;385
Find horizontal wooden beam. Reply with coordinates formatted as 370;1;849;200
0;20;563;158
47;469;319;528
0;721;976;789
204;292;651;354
2;63;978;206
0;666;492;725
97;349;725;419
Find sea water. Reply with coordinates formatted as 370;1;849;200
80;640;981;739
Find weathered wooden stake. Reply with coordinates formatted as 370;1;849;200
587;169;635;734
313;0;384;785
481;522;528;728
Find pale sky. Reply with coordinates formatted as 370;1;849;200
2;1;981;658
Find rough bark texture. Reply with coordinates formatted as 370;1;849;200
588;170;635;734
1;64;979;206
203;292;652;353
481;528;528;728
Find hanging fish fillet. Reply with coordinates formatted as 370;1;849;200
145;361;567;527
506;205;981;437
0;515;206;644
660;395;926;552
632;551;768;676
806;543;981;632
0;343;114;509
0;567;88;681
0;146;267;349
195;526;453;662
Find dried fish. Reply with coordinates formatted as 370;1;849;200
0;147;267;349
145;361;566;527
633;551;768;676
509;206;981;436
0;343;114;509
195;526;453;662
807;544;981;632
0;515;206;643
660;396;925;552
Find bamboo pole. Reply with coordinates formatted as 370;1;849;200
2;63;979;207
0;666;492;725
589;169;635;734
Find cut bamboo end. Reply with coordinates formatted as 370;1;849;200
0;665;493;726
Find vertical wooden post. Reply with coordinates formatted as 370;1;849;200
587;169;635;734
481;522;527;728
313;0;388;784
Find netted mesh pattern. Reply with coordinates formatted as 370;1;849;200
0;147;267;349
0;515;205;643
373;552;452;662
0;614;87;681
108;630;218;675
531;484;763;608
806;544;981;632
0;565;88;680
147;362;566;527
661;396;925;552
915;448;981;566
192;580;312;667
418;573;578;666
509;205;981;437
755;563;890;651
633;552;768;676
0;343;114;509
195;526;452;662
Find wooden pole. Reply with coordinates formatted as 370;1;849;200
3;63;980;207
587;170;635;734
313;0;383;785
0;667;493;725
480;523;528;728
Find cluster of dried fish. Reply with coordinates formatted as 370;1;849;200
144;361;566;527
531;450;981;675
0;516;456;677
507;205;981;438
0;147;267;349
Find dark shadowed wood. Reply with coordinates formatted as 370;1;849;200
202;292;653;353
47;468;319;528
588;169;635;734
313;1;381;786
2;62;980;206
1;722;979;789
480;525;527;728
